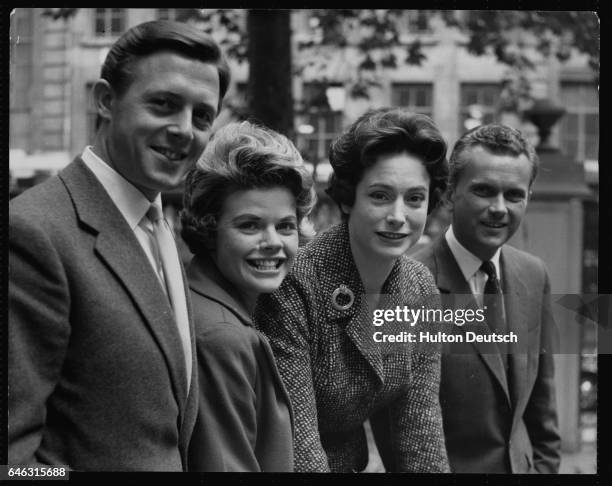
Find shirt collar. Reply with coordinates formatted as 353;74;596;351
445;225;501;281
81;146;162;229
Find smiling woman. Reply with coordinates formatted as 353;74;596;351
180;121;315;471
255;108;451;472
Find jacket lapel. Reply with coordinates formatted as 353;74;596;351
434;237;511;406
324;224;385;385
187;253;253;326
500;248;530;412
187;254;296;430
59;159;188;412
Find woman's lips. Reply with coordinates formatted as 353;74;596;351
376;231;409;240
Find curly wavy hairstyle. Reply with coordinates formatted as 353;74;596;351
181;121;316;256
326;108;449;216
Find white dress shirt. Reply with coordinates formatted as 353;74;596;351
445;225;502;310
81;146;167;292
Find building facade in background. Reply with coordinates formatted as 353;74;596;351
8;8;599;467
9;9;598;180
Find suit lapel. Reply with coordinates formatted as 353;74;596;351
59;159;188;412
187;253;253;326
187;254;296;431
434;237;511;406
324;224;385;385
500;248;530;412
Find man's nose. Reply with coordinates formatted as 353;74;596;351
488;194;508;215
167;110;194;143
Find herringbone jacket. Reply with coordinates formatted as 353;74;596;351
255;222;449;472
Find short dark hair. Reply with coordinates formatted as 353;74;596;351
326;108;448;216
96;20;230;129
448;124;539;195
181;121;316;256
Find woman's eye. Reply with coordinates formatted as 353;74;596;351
370;192;388;201
237;221;259;231
407;193;426;204
277;221;298;233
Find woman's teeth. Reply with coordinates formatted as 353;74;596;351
248;259;282;270
378;232;406;239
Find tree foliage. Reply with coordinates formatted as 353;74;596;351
39;8;600;80
299;10;598;96
39;8;599;135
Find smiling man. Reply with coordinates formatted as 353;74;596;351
411;124;560;473
9;21;229;470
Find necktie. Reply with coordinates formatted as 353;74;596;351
147;204;192;391
480;261;508;364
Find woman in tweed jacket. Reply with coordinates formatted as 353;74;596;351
255;108;450;472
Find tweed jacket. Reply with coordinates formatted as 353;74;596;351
187;254;294;472
410;235;560;473
255;222;449;473
9;158;198;471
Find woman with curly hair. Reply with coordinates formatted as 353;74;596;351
181;121;315;471
255;108;450;472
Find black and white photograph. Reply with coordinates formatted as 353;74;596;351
7;7;599;478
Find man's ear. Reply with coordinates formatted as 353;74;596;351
340;203;352;216
92;79;114;123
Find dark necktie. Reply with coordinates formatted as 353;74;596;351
480;261;508;364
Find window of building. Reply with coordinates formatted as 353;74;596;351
459;83;502;134
157;9;178;21
10;8;34;112
296;83;344;165
157;8;208;25
401;10;432;33
391;83;433;117
94;9;126;37
559;82;599;161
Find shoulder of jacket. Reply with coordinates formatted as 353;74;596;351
503;245;548;274
400;256;436;286
10;176;69;222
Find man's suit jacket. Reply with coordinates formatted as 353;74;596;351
411;236;560;473
9;157;198;471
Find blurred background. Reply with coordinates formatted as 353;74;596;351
9;8;598;473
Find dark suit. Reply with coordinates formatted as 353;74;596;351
9;158;198;471
410;235;560;473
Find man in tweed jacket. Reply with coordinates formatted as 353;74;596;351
9;21;229;470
